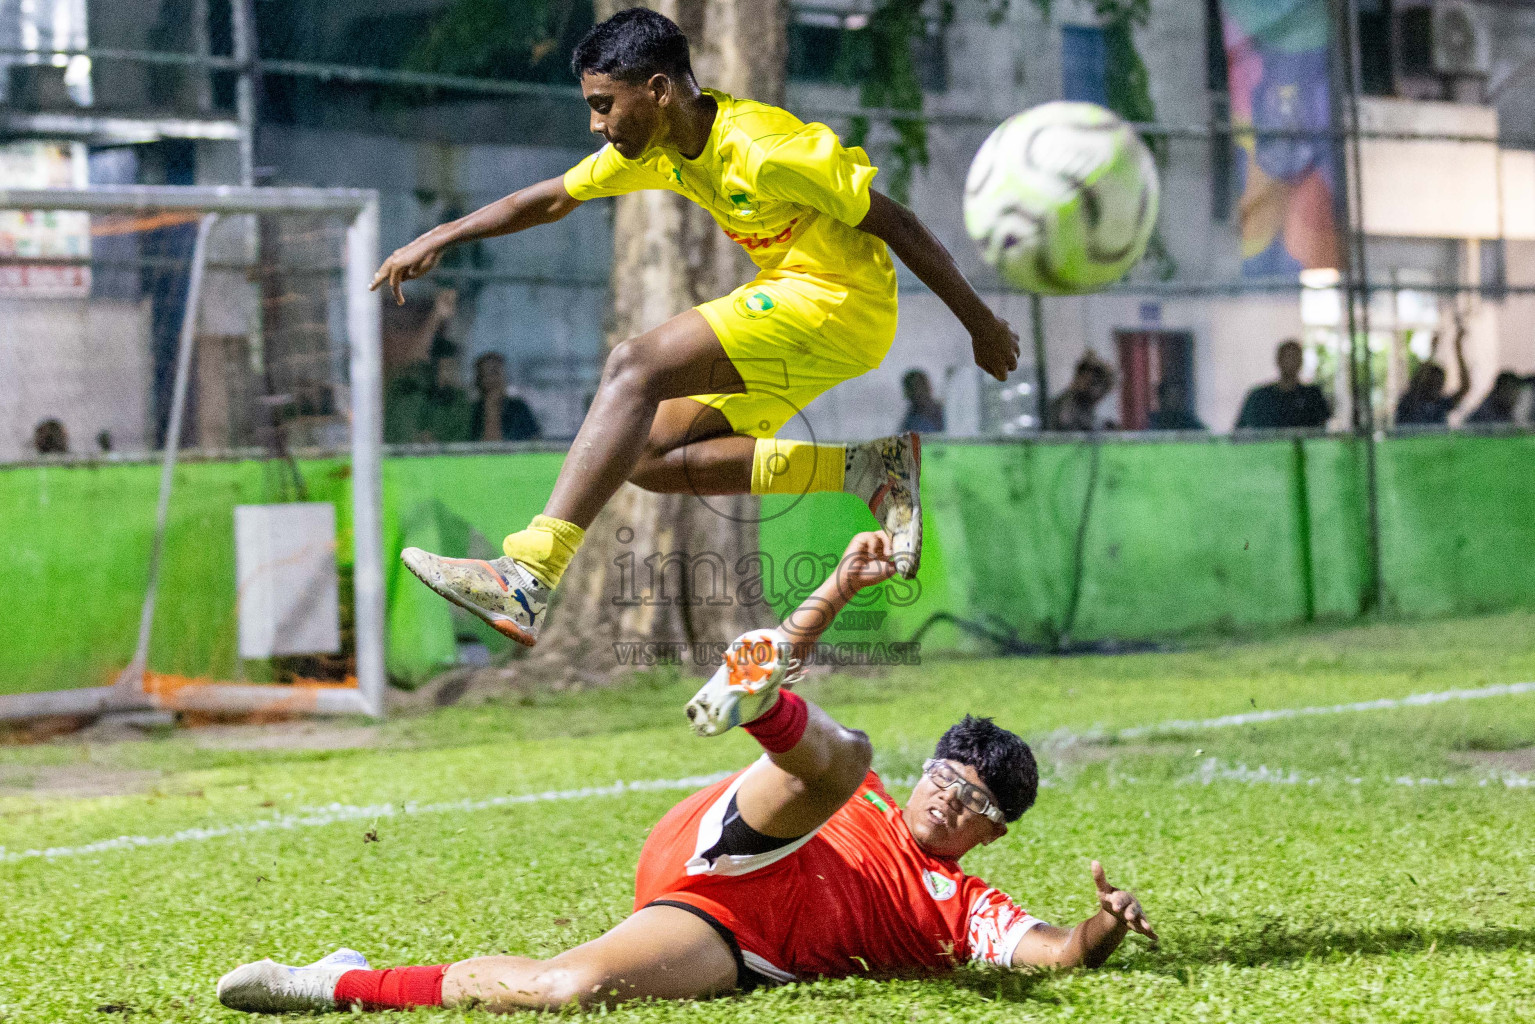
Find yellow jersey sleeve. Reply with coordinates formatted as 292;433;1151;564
562;144;668;200
753;123;879;228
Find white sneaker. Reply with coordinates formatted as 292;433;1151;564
686;629;803;737
216;947;368;1014
400;549;550;647
844;432;922;578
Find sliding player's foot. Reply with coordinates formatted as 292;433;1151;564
216;948;368;1014
400;548;550;647
845;432;922;578
686;628;803;737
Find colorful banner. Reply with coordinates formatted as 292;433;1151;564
1220;0;1341;277
0;141;91;297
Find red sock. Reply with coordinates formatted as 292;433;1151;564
334;966;447;1011
744;690;808;753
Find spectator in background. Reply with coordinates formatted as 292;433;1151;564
382;288;459;382
899;368;945;434
1464;371;1530;426
385;332;474;444
1396;318;1469;426
1236;339;1330;430
33;418;68;455
1048;352;1117;431
1147;379;1206;431
472;352;542;442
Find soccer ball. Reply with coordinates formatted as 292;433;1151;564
963;101;1160;296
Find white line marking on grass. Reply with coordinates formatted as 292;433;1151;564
1176;758;1534;790
0;772;731;865
6;682;1532;866
1114;681;1535;740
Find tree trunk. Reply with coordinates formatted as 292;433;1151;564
522;0;787;688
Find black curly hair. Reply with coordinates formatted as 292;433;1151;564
571;8;694;85
934;715;1038;822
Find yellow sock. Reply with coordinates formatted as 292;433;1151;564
750;439;846;496
502;514;585;589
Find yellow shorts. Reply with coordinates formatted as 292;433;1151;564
692;270;898;438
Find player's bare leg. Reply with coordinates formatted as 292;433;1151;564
545;311;744;527
443;904;738;1012
631;399;923;576
403;314;922;648
629;398;753;494
401;310;743;646
216;905;736;1014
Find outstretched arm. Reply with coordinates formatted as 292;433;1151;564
1449;315;1472;406
371;176;581;304
778;531;897;664
1011;861;1159;970
856;189;1020;381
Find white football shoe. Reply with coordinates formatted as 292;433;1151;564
400;548;550;647
216;947;368;1014
686;628;803;737
844;432;922;579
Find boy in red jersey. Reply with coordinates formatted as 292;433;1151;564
218;532;1157;1015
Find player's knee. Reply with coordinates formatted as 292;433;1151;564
628;454;666;491
602;338;659;395
532;964;606;1009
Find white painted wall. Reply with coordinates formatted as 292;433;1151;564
0;297;151;461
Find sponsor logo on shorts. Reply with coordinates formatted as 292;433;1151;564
734;289;778;320
923;869;957;902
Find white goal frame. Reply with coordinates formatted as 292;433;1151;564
0;185;385;720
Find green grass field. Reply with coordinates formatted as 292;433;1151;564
3;612;1534;1022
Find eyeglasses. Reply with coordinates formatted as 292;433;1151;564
922;759;1006;825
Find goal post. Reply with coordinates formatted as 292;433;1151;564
0;185;385;720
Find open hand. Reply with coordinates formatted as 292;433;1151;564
836;531;898;597
1092;860;1158;944
971;313;1020;382
371;237;445;305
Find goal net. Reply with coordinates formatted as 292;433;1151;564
0;182;384;720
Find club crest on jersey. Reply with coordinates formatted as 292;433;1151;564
734;290;777;320
923;869;957;902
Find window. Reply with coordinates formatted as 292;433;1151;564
1116;331;1196;431
1357;0;1394;96
1205;0;1233;223
1061;25;1109;106
788;10;847;83
1399;6;1433;77
1204;0;1228;93
787;7;947;92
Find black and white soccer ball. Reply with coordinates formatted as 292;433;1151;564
963;102;1160;295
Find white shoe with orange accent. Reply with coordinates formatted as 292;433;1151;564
844;432;922;579
216;948;368;1014
686;628;804;737
399;548;550;647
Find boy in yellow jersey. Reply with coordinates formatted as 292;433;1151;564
373;8;1019;647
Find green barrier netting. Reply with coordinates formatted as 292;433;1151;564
4;434;1534;695
0;460;353;695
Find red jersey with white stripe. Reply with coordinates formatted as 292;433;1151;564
634;768;1045;980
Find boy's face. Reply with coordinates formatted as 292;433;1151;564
580;72;665;159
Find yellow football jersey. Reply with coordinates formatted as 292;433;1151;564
562;89;896;298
